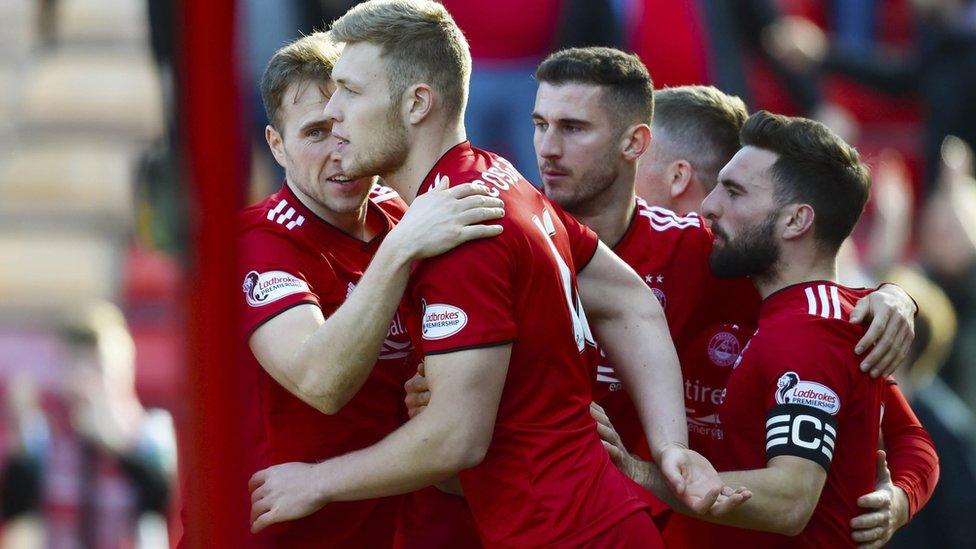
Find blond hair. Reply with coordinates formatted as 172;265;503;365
330;0;471;120
260;32;342;131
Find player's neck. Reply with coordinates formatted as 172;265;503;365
569;175;637;248
754;252;837;299
286;180;374;240
382;122;466;205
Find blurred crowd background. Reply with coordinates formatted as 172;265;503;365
0;0;974;547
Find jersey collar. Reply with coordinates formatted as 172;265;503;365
415;141;474;199
278;182;393;248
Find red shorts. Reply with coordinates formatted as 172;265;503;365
580;511;664;549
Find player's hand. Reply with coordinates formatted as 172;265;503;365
590;402;642;482
659;445;741;515
249;462;328;533
850;284;916;378
850;451;908;548
390;175;504;261
404;362;430;419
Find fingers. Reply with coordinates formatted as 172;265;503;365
458;224;504;242
456;193;505;211
850;297;870;325
248;470;267;491
856;490;889;510
875;450;890;481
851;526;886;543
851;509;888;529
416;362;425;376
449;181;494;199
602;440;625;465
457;206;506;226
861;320;907;377
691;485;721;514
433;174;451;191
595;421;623;449
250;497;271;528
858;541;886;549
856;306;889;359
251;508;277;533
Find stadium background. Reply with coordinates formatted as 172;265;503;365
0;0;973;546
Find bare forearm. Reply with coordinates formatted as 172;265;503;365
595;305;688;458
309;410;466;503
291;241;413;410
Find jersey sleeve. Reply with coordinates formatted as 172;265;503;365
239;228;325;337
409;235;516;355
880;380;940;520
758;327;853;471
549;198;599;272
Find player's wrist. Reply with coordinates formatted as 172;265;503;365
309;461;336;508
377;231;417;267
890;484;910;528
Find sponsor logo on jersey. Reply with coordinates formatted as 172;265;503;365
242;270;309;307
421;302;468;340
774;371;841;414
708;331;741;368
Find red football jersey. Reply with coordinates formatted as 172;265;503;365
592;199;760;461
238;183;414;548
401;142;651;548
707;282;884;547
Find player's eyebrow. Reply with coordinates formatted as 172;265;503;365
298;118;331;134
720;177;746;193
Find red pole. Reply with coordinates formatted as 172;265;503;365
180;0;249;544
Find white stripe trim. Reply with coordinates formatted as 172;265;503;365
596;374;621;384
818;285;830;319
824;424;837;437
596;366;616;373
372;192;399;203
766;437;789;450
285;215;305;230
805;287;817;315
277;207;296;224
766;414;790;427
822;436;835;450
267;199;288;221
830;286;842;319
642;209;701;228
767;425;790;438
821;446;833;460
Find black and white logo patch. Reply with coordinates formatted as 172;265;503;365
775;371;841;415
766;403;838;470
421;302;468;340
243;270;309;307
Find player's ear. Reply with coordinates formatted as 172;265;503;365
669;160;693;199
265;125;287;169
621;123;651;161
406;83;434;126
783;203;815;240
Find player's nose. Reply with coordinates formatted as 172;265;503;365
536;128;561;159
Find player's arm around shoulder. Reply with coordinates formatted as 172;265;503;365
248;181;504;415
249;344;511;532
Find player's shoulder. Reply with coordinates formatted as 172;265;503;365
755;282;869;359
239;190;308;237
369;183;407;219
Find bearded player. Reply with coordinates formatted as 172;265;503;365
239;32;506;547
608;111;912;546
247;1;747;546
405;50;936;547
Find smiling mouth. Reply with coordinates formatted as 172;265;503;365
326;174;353;184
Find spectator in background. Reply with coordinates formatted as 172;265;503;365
919;137;976;412
0;302;176;549
884;269;976;549
764;0;976;195
443;0;620;179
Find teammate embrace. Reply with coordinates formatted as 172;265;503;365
239;1;937;547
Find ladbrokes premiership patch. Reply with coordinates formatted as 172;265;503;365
774;371;841;415
421;301;468;340
243;270;310;307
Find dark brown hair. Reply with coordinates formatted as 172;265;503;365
536;47;654;130
740;110;870;252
